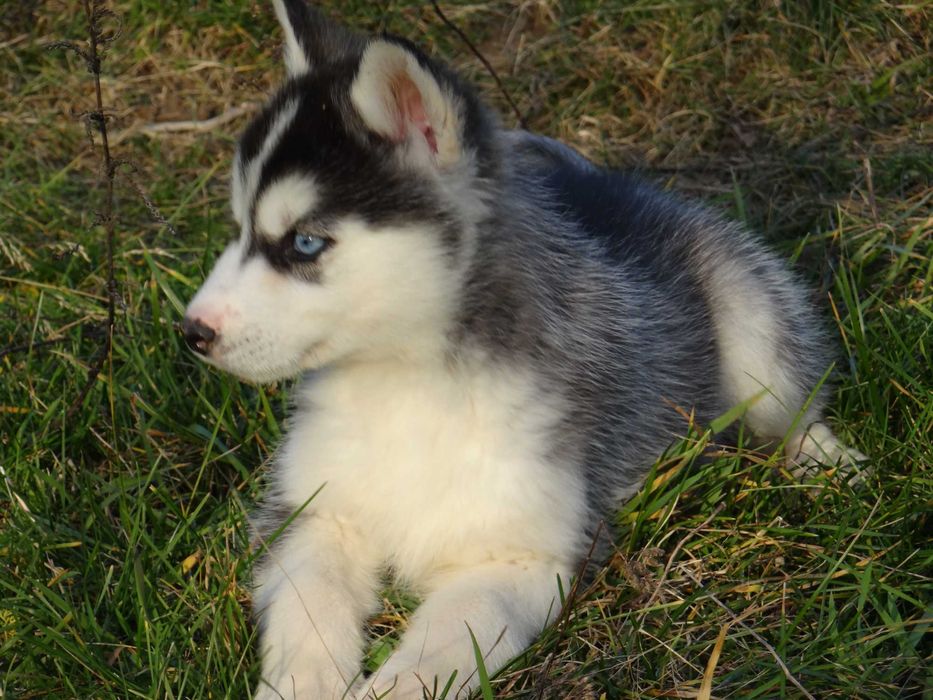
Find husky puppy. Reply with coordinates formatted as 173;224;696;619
182;2;865;697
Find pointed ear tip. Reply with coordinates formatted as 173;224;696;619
364;36;421;58
362;38;401;59
360;40;436;87
271;0;292;17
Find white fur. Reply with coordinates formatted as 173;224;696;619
253;516;380;700
192;86;589;695
363;560;568;698
255;173;319;239
231;151;245;226
252;358;583;700
272;0;312;76
232;99;300;232
703;258;812;436
189;198;589;699
701;258;867;479
185;237;309;382
282;361;585;582
186;216;462;382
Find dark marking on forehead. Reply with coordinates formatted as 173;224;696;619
255;75;456;231
238;87;300;168
239;71;466;262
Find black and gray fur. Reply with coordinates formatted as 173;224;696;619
236;21;831;531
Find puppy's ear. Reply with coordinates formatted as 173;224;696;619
350;39;464;170
272;0;363;76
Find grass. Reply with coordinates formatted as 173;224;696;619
1;0;930;698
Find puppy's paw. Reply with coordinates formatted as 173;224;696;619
254;671;358;700
361;668;457;700
788;422;870;485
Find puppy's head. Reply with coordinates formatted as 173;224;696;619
183;0;498;383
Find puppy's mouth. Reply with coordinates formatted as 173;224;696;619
192;335;321;384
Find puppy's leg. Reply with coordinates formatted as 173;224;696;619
253;515;379;700
700;248;867;481
364;559;569;699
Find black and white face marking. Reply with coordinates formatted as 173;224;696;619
246;221;335;281
240;169;334;279
229;74;458;278
183;16;497;383
182;72;466;381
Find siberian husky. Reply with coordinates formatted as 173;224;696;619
182;1;866;697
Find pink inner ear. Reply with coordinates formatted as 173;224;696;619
392;74;439;154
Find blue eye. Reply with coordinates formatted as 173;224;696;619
292;233;328;259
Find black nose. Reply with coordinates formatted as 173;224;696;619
182;317;217;356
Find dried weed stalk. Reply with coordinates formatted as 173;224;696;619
430;0;527;129
48;0;172;419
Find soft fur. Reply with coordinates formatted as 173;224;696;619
182;2;866;698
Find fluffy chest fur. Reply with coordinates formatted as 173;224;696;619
273;358;587;583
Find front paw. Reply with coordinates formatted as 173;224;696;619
362;669;460;700
254;671;359;700
788;422;870;485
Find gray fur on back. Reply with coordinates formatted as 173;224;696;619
455;129;831;524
